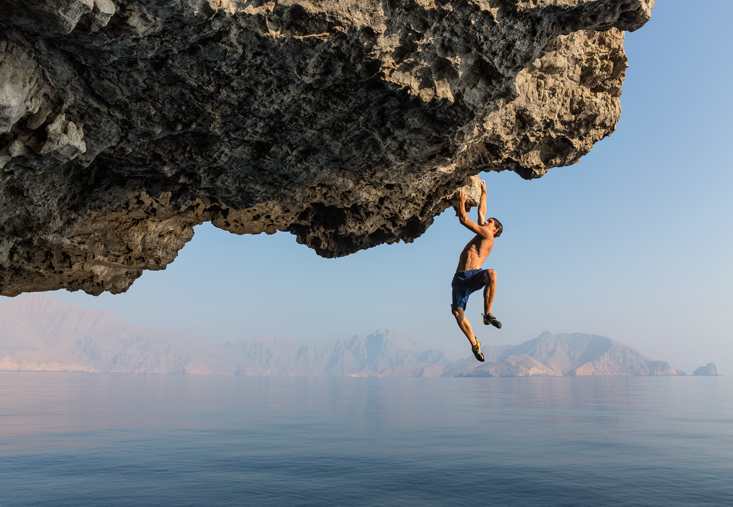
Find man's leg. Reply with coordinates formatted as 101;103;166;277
483;269;497;316
482;269;502;328
451;307;477;346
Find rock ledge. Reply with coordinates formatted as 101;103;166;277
0;0;655;295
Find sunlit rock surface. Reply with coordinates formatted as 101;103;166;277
0;0;654;295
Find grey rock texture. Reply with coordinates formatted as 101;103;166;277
0;0;655;295
693;363;719;376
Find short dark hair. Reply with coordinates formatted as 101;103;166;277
489;217;503;237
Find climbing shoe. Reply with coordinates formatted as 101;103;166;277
483;313;502;329
472;338;485;362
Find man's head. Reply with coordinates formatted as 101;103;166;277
486;218;503;238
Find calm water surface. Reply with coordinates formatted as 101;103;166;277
0;374;731;506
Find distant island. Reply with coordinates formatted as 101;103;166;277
693;363;720;376
0;294;685;377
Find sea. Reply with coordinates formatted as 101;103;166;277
0;373;731;507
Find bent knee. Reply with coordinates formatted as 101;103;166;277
451;307;464;319
485;269;497;281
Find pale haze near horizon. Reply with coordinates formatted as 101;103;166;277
2;1;731;374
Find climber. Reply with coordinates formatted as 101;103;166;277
451;180;503;362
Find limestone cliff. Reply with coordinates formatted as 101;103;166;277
0;0;655;295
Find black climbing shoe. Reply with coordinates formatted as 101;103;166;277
483;313;502;329
472;339;485;362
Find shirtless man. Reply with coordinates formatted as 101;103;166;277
451;181;503;362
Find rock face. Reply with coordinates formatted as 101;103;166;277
0;0;655;295
693;363;719;376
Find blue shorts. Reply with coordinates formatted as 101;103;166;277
451;269;487;311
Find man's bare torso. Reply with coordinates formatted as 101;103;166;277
456;234;494;273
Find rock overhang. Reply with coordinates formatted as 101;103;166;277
0;0;655;295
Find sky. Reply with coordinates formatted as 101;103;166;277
4;1;732;374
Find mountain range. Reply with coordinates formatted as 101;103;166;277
0;294;684;377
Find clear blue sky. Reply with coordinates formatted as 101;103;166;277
7;1;732;374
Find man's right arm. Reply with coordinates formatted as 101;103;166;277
456;190;492;239
477;180;487;226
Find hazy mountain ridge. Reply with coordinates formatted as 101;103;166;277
0;295;683;377
458;332;683;377
0;295;453;376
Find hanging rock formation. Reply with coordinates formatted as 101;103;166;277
0;0;655;295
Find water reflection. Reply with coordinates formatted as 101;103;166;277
1;373;731;457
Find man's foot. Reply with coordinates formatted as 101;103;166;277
472;338;485;362
483;313;502;329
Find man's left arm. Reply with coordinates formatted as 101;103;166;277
477;180;487;226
